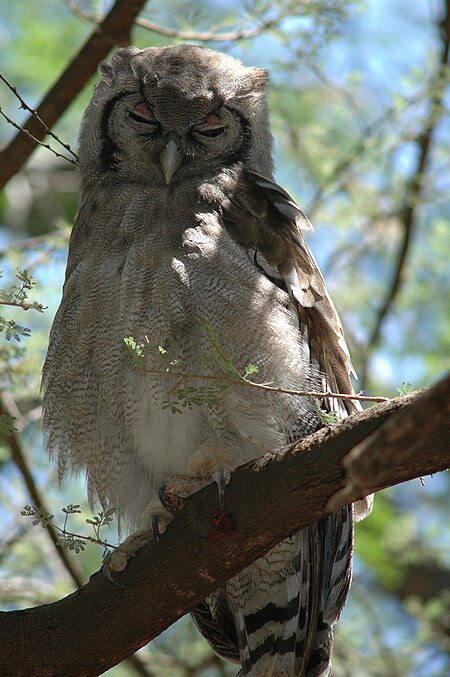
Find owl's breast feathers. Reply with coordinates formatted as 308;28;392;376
218;167;359;417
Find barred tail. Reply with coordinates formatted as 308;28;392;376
192;505;354;676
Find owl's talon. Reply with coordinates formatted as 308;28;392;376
213;468;231;510
158;481;175;513
159;474;209;514
152;514;162;544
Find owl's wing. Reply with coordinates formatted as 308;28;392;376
191;594;241;665
221;168;359;418
189;169;367;676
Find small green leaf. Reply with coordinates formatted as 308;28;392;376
396;381;414;396
0;413;16;436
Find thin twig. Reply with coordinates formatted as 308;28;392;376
0;73;78;160
142;365;389;403
66;0;306;42
0;106;77;166
0;300;46;312
0;0;149;189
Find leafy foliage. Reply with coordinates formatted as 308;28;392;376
0;269;45;341
21;504;117;556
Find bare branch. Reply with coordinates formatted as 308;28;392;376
0;0;149;189
0;376;448;675
66;0;306;43
0;73;78;160
0;105;77;166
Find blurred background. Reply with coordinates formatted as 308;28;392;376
0;0;449;675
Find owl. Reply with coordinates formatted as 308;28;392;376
42;45;371;677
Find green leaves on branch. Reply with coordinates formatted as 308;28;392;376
123;321;263;415
0;268;46;342
396;381;414;396
0;413;16;436
21;504;117;556
123;321;391;415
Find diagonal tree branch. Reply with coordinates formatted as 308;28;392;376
0;374;448;676
0;0;148;190
361;0;450;382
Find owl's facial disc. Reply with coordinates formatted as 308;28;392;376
158;113;226;184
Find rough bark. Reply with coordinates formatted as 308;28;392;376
0;374;448;676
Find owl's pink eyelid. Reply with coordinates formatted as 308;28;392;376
130;102;157;122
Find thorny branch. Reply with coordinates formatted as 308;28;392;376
145;365;389;404
0;0;148;189
126;334;389;405
0;105;77;166
360;0;450;382
0;73;78;164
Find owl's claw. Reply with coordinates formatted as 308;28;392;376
159;474;211;515
151;514;162;544
105;529;153;573
104;509;172;574
213;468;231;510
159;481;177;513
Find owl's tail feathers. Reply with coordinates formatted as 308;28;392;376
193;508;353;677
230;523;340;677
232;610;334;677
236;623;333;677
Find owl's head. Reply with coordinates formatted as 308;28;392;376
78;44;272;188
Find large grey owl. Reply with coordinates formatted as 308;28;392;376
42;44;371;677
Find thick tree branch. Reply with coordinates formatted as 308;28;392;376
0;0;148;189
0;374;448;676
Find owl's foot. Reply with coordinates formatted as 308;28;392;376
214;468;231;510
185;436;236;509
106;507;172;573
158;474;210;514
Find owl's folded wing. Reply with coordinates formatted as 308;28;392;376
221;168;359;417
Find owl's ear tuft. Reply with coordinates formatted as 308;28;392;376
235;67;269;100
248;67;269;88
98;47;141;85
98;60;114;84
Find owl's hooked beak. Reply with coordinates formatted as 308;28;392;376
160;139;182;185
